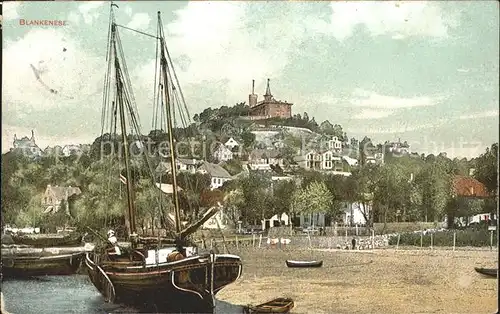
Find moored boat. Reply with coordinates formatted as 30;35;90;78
243;297;295;314
2;246;88;278
84;5;242;313
474;267;497;278
285;260;323;268
10;232;83;248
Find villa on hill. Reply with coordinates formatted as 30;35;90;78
244;79;293;120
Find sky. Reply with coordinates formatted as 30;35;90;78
2;1;499;158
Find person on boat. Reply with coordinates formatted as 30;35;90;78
107;230;122;255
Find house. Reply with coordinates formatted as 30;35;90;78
62;145;82;157
213;144;233;162
328;136;342;153
248;149;284;171
341;202;370;226
202;207;232;230
448;175;491;228
11;130;43;158
451;175;490;198
197;161;233;190
42;185;82;214
342;156;358;167
384;138;410;155
224;137;240;150
155;159;202;175
298;212;326;228
296;150;346;172
247;79;293;119
262;212;290;230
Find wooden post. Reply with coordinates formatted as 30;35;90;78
371;229;375;249
258;234;262;248
355;224;359;236
345;228;348;239
453;232;456;251
210;238;214;249
430;233;433;250
396;234;400;250
236;235;239;250
278;237;282;249
252;233;256;247
420;231;423;248
490;231;493;250
307;232;312;248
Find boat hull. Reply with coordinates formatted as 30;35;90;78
85;251;242;312
244;297;294;314
474;267;497;278
2;252;84;278
10;233;83;248
285;260;323;268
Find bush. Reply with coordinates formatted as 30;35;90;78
389;229;497;247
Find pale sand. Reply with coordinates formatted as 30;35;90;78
217;248;498;313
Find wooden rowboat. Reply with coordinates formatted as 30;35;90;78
285;260;323;268
243;297;294;314
10;232;83;248
474;267;497;278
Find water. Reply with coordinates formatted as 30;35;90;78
2;275;243;314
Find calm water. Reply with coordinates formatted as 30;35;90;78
2;275;243;314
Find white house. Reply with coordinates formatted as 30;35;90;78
213;144;233;162
155;159;202;175
62;145;82;157
262;212;290;230
248;149;284;171
197;161;233;190
224;137;239;150
328;136;342;153
298;212;326;228
321;150;343;171
341;202;370;226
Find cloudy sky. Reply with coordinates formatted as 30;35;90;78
2;1;499;158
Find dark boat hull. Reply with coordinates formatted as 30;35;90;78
85;251;242;312
474;267;497;278
11;233;83;248
244;297;294;314
285;260;323;268
2;252;84;278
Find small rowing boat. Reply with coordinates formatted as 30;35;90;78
285;260;323;268
474;267;497;278
243;297;294;314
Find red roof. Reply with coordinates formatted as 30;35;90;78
452;175;489;198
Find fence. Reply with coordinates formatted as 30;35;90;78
194;227;498;253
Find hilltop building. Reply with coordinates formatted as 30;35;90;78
247;79;293;120
11;130;43;158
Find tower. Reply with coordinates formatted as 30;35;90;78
264;78;273;102
31;130;36;143
248;79;258;107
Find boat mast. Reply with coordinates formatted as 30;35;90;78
111;22;137;238
157;11;182;235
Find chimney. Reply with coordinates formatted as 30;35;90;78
249;79;258;107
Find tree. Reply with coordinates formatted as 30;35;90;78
223;189;245;227
474;143;498;194
272;180;297;216
291;181;333;226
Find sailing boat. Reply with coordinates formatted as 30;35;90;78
84;6;242;313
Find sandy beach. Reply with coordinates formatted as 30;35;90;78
217;248;498;313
